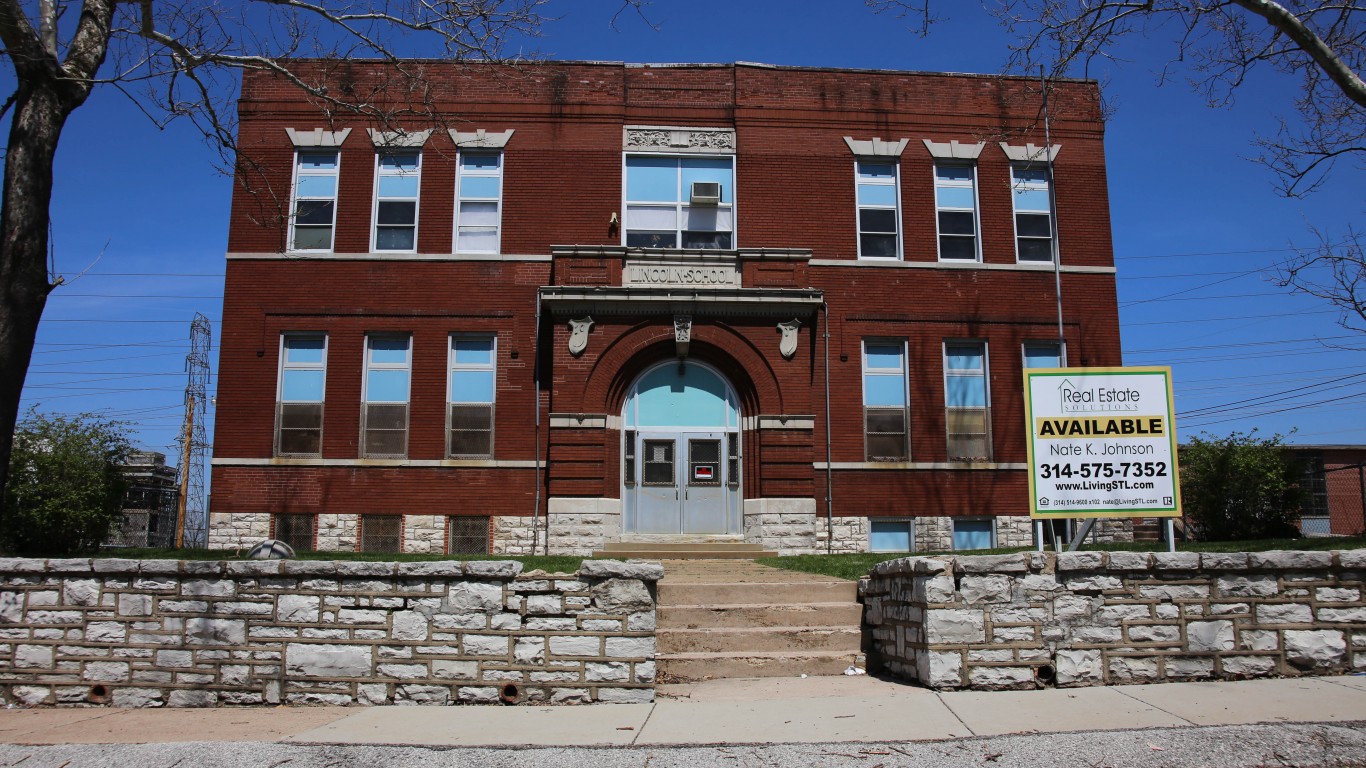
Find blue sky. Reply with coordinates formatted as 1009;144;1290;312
13;0;1366;461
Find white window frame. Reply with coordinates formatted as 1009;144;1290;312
1022;340;1067;370
861;339;910;462
869;518;915;553
622;154;736;250
289;149;339;253
1011;163;1056;263
361;334;412;459
855;159;901;260
952;517;997;551
275;333;327;458
933;162;980;262
454;151;503;254
943;340;991;462
371;150;421;253
447;334;497;459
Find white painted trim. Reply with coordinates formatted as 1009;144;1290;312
742;415;816;430
922;139;985;159
212;458;539;468
449;129;515;149
367;129;432;148
225;252;552;262
808;259;1115;274
285;128;351;147
550;414;608;429
814;461;1028;470
843;136;909;157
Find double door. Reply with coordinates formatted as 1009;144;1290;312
629;430;739;534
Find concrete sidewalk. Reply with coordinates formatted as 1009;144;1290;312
1;675;1364;748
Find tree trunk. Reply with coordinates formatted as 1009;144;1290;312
0;81;72;527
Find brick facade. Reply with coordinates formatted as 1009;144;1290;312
212;61;1124;554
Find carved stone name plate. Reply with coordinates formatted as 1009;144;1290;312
623;259;741;288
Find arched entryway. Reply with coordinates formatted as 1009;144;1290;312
622;360;741;535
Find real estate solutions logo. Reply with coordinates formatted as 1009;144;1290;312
1056;378;1142;413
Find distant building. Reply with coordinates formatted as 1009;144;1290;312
1288;445;1366;536
107;450;179;548
208;61;1126;556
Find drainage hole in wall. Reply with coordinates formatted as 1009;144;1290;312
499;683;520;704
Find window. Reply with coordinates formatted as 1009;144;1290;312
624;156;734;249
456;152;502;253
362;335;411;458
373;151;420;251
856;160;899;259
273;513;315;552
290;150;339;251
448;516;491;554
1023;341;1064;370
870;519;914;552
953;518;995;550
863;341;909;461
944;342;991;461
276;334;326;457
449;335;495;458
360;514;402;553
1011;165;1054;262
934;164;979;261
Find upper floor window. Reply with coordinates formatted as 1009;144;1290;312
1012;165;1054;262
856;160;900;259
456;152;502;254
624;156;733;249
1023;341;1064;369
934;164;979;261
373;151;420;252
862;340;909;461
276;334;326;457
449;335;496;458
362;335;411;459
944;341;991;462
290;150;338;252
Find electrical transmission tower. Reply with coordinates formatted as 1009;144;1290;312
175;313;212;548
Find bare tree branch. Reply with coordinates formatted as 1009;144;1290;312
1277;227;1366;334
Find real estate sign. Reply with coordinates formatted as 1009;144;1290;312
1024;366;1181;518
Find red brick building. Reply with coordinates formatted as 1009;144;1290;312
208;61;1125;555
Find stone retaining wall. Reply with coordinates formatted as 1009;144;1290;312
863;550;1366;690
0;558;659;707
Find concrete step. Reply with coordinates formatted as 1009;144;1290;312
594;548;780;560
658;626;863;654
658;580;857;605
659;602;864;629
657;650;865;682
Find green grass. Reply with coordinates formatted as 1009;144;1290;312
79;547;587;574
757;535;1366;582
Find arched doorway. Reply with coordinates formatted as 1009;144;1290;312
622;360;741;535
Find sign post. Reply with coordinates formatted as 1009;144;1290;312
1024;367;1181;550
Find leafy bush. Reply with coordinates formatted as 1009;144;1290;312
2;412;132;555
1179;431;1304;542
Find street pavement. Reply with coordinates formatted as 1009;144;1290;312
1;674;1365;766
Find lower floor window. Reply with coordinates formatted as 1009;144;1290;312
274;513;315;552
952;518;994;550
869;519;914;552
360;514;403;553
448;516;491;554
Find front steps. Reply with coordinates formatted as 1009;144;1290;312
654;560;864;682
592;541;778;560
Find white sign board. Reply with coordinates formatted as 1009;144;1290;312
1024;366;1181;519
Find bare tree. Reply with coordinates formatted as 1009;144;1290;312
0;0;551;511
1276;227;1366;332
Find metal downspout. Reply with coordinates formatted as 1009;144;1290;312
532;290;543;556
823;300;834;554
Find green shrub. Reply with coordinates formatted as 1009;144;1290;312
1179;431;1304;542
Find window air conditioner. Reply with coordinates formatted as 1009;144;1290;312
689;181;721;206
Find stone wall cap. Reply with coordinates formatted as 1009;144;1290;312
1151;552;1201;571
1338;550;1366;569
464;560;523;579
397;561;467;577
45;558;93;572
579;560;664;581
956;553;1030;574
137;560;183;574
182;560;225;576
334;561;397;577
91;558;140;573
1056;552;1104;571
1105;552;1151;571
283;560;339;576
225;561;284;577
1200;552;1250;570
0;557;45;573
870;556;948;576
1249;550;1332;570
